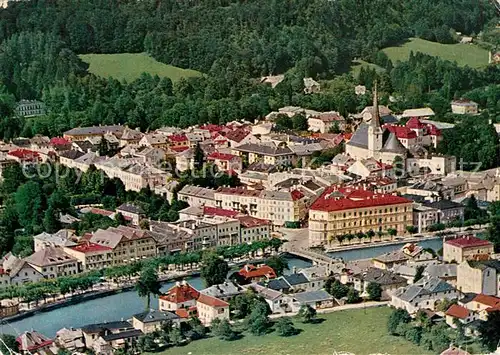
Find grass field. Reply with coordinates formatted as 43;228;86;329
157;307;429;355
382;38;489;68
79;53;201;82
350;59;386;78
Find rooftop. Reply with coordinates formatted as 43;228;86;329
239;264;277;280
445;236;492;249
196;293;229;308
25;247;77;267
445;304;469;319
133;309;179;323
160;282;200;304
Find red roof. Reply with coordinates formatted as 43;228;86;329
446;304;469;319
238;264;277;280
200;124;224;133
203;206;240;218
445;236;492;249
160;283;200;304
405;117;426;129
171;146;189;152
175;306;197;318
8;149;40;161
0;267;6;275
473;294;500;308
70;241;112;253
291;189;305;201
385;125;417;139
237;215;270;228
197;293;229;308
310;185;411;212
88;208;114;217
225;128;250;143
50;137;70;146
427;124;441;136
168;134;188;142
208;152;237;161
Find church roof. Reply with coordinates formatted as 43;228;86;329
382;133;406;154
346;123;369;148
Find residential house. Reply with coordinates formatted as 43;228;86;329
131;310;180;333
456;259;500;296
63;125;125;141
308;185;413;247
265;273;320;293
347;158;394;179
33;230;77;252
119;127;144;147
225;128;258;148
353;267;408;300
200;281;244;301
159;281;200;311
401;108;435;119
293;290;335;309
0;253;44;286
308;112;345;133
196;293;230;326
423;200;465;225
139;133;170;150
451;99;479;115
413;205;439;233
465;294;500;321
16;99;46;117
443;235;494;263
207;152;243;172
24;246;79;278
237;215;271;243
237;264;277;283
81;321;140;353
424;264;458;285
390;277;459;314
245;283;294;314
54;328;85;352
445;304;476;328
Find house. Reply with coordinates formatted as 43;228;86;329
293;290;335;309
196;293;230;325
445;304;476;328
16;331;53;354
237;215;271;243
159;281;200;311
451;99;479;115
81;320;135;350
346;158;394;179
116;203;144;225
131;310;180;333
440;345;471;355
401;108;435;119
424;264;457;285
175;148;195;172
177;185;215;207
237;264;277;283
200;281;244;301
443;235;494;263
456;259;500;296
423;200;465;225
225;129;258;148
98;329;143;353
353;267;408;300
413;205;439;233
308;185;413;247
24;246;79;278
0;253;44;286
63;125;125;141
465;294;500;320
207;152;243;172
232;142;295;167
33;230;77;252
245;283;294;314
265;272;322;293
119;127;144;147
308;112;345;133
0;299;19;317
303;77;321;94
390;277;459;314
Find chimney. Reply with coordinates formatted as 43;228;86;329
181;280;187;286
175;281;181;287
293;266;297;274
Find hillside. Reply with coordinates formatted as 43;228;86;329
382;38;489;68
79;53;201;82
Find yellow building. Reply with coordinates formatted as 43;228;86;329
131;310;180;334
196;293;230;326
308;185;413;247
64;242;113;272
443;236;494;263
456;260;500;296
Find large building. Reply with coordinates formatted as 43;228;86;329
443;236;494;263
457;260;500;296
24;247;79;279
308;185;413;247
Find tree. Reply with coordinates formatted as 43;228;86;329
211;318;237;341
275;316;298;336
136;333;158;352
387;228;397;239
413;265;425;283
0;334;17;354
200;253;229;287
346;286;361;304
135;265;161;309
298;304;317;323
246;300;271;335
291;114;308;131
168;327;184;346
479;310;500;351
328;280;349;299
186;317;206;340
366;282;382;301
264;255;288;276
193;142;205;170
406;225;418;234
387;309;411;335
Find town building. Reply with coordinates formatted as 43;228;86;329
292;290;335;309
24;246;79;278
15;99;46;117
200;281;244;301
308;185;413;247
413;205;439;233
423;199;465;225
159;281;200;312
352;267;407;300
33;230;77;252
0;253;44;286
80;321;138;352
233;142;295;166
177;185;215;207
64;241;113;272
116;203;144;225
245;283;294;314
63;125;125;141
196;293;230;326
16;331;53;354
456;260;500;296
443;236;494;263
307;112;345;133
54;328;85;352
207;152;243;172
0;299;19;318
237;264;277;283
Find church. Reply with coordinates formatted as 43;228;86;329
346;85;406;165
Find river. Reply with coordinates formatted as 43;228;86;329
1;239;443;337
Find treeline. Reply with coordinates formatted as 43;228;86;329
0;0;494;78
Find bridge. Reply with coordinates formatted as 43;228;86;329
283;247;344;274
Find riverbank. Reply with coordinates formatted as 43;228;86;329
325;234;442;253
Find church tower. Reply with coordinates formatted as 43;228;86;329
368;82;383;153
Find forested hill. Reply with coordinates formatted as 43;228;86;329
0;0;494;78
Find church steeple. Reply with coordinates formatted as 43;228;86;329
372;81;380;128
